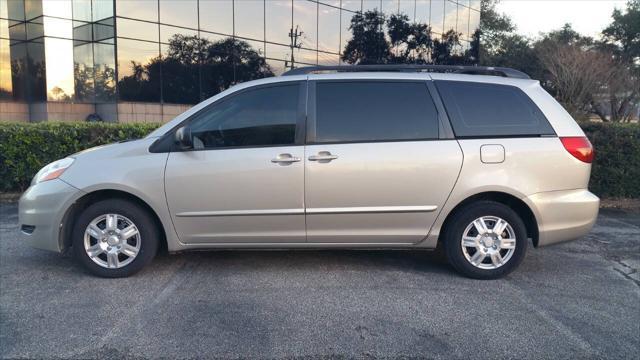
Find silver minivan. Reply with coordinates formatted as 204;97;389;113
19;65;599;279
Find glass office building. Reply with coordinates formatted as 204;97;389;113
0;0;480;122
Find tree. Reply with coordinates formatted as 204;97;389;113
117;36;273;103
341;11;390;64
342;10;471;65
596;0;640;122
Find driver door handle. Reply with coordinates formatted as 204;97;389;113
308;151;338;162
271;153;301;165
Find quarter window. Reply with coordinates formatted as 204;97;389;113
188;83;300;149
313;81;439;143
435;81;555;137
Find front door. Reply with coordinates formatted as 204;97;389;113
164;81;307;244
304;80;463;244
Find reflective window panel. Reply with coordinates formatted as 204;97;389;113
294;0;317;50
116;0;158;22
199;0;233;35
266;0;292;46
443;0;457;34
116;38;160;102
159;0;197;28
116;17;159;42
45;38;75;101
318;3;339;53
234;0;264;41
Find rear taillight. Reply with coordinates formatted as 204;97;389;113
560;137;594;163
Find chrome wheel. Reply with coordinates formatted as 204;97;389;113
461;216;516;270
83;213;141;269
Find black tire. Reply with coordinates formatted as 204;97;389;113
72;199;159;278
443;201;527;279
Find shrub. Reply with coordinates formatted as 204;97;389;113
580;122;640;198
0;122;161;191
0;121;638;198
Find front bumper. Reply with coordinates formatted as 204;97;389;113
18;179;82;252
524;189;599;247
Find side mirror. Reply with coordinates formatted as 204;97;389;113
174;125;193;150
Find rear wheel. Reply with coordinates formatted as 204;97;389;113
72;199;159;277
443;201;527;279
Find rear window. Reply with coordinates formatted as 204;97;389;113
435;80;555;137
314;81;439;143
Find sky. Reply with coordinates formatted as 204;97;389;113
495;0;629;39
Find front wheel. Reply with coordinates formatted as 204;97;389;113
72;199;159;277
443;201;528;279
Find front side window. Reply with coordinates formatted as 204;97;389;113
313;81;439;143
189;83;300;149
435;80;555;137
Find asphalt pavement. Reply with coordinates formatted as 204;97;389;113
1;201;638;359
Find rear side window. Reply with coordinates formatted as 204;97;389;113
313;81;439;143
435;81;555;137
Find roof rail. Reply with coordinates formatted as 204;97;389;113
282;64;530;79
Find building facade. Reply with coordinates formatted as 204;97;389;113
0;0;481;122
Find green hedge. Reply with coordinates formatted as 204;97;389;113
580;122;640;198
0;122;161;191
0;121;638;198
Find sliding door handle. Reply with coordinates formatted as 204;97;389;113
308;151;338;162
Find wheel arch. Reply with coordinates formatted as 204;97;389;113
60;189;168;252
439;191;540;247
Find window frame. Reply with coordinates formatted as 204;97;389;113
306;79;452;145
149;80;306;153
433;80;557;139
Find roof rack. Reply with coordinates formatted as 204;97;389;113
282;64;530;79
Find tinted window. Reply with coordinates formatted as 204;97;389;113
314;81;439;143
435;81;555;137
189;84;299;149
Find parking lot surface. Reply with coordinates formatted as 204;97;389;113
1;201;638;359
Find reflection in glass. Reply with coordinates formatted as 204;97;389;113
341;0;362;13
458;3;470;40
318;51;339;66
161;24;197;44
294;0;317;50
116;0;158;22
72;0;92;22
430;0;445;35
117;38;160;102
160;41;200;104
25;0;43;20
294;47;317;65
9;21;27;43
265;58;287;76
6;1;25;20
26;17;44;40
340;10;354;56
74;42;94;102
469;0;481;11
94;17;115;42
1;18;8;39
318;4;339;53
93;0;114;21
415;0;430;24
265;0;292;45
0;38;12;99
444;0;457;34
43;0;73;18
94;42;116;102
10;42;28;101
265;42;290;61
45;38;75;101
159;0;197;28
382;0;399;15
362;0;382;12
399;0;415;20
235;0;264;41
44;17;73;39
116;18;159;42
199;0;233;35
469;9;480;35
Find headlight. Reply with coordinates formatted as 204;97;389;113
33;158;75;185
